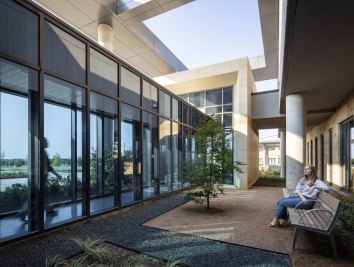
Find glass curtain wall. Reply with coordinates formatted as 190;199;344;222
142;112;158;198
0;0;205;245
121;104;142;204
44;75;85;227
160;118;171;193
182;126;191;187
0;58;39;240
90;92;118;213
172;122;181;190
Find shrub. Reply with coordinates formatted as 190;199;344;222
254;176;285;187
339;194;354;232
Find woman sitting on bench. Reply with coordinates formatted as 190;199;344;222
268;165;329;227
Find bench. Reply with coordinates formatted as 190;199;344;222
285;191;341;258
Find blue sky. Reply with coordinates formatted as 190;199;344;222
145;0;264;69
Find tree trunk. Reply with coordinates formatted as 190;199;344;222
207;194;210;209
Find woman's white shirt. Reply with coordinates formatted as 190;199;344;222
297;179;330;199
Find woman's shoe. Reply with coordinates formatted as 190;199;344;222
280;220;291;227
267;220;280;227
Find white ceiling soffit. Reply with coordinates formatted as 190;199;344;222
29;0;189;77
253;0;279;82
116;0;194;25
281;0;354;119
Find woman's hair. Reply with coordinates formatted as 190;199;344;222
304;165;318;186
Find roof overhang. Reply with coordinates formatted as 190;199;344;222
280;0;354;126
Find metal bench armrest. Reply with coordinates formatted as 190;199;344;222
294;200;322;211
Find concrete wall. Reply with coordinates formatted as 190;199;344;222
251;90;281;119
306;92;354;188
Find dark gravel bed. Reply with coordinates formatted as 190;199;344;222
0;192;290;267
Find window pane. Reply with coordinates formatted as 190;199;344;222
160;118;171;193
190;92;204;107
45;22;86;83
0;58;39;240
182;127;190;188
121;104;141;204
90;92;118;213
44;75;85;227
223;87;233;104
191;110;198;127
206;106;222;114
0;0;38;64
179;94;188;102
90;48;118;96
159;90;171;118
121;67;140;106
206;89;222;106
223;105;232;112
172;122;181;190
223;113;232;128
142;80;158;112
142;112;158;199
182;104;190;125
172;98;179;121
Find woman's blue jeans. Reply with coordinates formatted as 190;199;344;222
275;195;313;219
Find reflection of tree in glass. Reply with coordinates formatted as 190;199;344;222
121;147;133;187
90;145;120;188
90;147;97;189
52;153;62;167
77;155;82;166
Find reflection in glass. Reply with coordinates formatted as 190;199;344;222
190;92;204;107
44;75;85;227
121;67;140;106
44;22;85;83
182;104;190;125
142;112;158;198
206;89;222;106
224;130;233;185
172;123;181;191
223;87;233;104
90;92;118;213
172;98;179;121
142;81;158;112
0;58;38;240
159;90;171;118
223;113;232;128
121;104;141;204
0;0;38;64
90;48;118;96
182;127;191;188
160;119;171;193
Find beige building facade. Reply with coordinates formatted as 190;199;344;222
154;58;259;188
306;94;354;192
259;136;281;172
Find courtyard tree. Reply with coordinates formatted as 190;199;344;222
183;118;244;209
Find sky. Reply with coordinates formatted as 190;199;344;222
144;0;278;138
144;0;264;69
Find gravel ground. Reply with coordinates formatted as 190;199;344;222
0;191;290;267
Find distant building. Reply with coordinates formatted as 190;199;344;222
259;136;281;172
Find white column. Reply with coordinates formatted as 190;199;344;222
98;24;113;52
286;94;306;188
280;129;286;178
